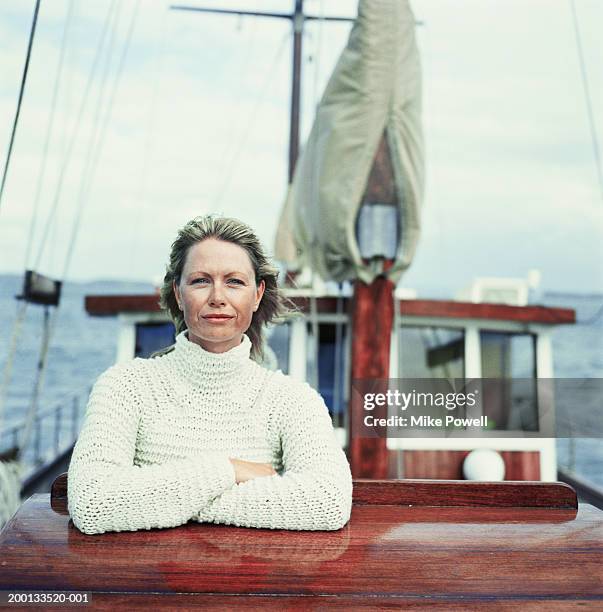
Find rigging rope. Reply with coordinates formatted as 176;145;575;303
214;31;290;207
569;0;603;207
214;18;260;190
311;0;325;113
63;0;141;279
4;5;76;423
0;299;28;527
1;3;59;523
33;0;118;272
1;0;137;472
0;1;117;459
24;0;75;271
0;302;27;441
17;306;58;460
0;0;47;442
61;2;123;277
309;288;320;393
0;0;41;218
18;0;141;459
129;1;168;271
578;301;603;325
333;290;344;429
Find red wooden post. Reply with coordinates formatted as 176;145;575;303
347;133;396;478
348;274;394;478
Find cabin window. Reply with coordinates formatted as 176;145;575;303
480;331;538;431
306;322;347;421
398;326;465;378
135;323;175;358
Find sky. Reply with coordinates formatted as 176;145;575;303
0;0;602;295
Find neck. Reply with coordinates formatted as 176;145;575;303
170;330;253;383
187;331;244;354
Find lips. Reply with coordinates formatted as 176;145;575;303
203;315;234;320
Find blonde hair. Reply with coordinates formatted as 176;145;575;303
157;215;293;361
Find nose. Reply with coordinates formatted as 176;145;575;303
208;281;227;307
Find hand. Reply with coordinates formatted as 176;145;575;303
229;458;276;484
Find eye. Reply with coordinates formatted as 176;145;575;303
228;278;245;285
191;277;209;285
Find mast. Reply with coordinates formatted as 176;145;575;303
289;0;303;183
349;134;397;478
170;2;352;184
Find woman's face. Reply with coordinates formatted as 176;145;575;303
173;238;265;353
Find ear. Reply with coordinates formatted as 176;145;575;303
173;280;183;311
254;279;265;312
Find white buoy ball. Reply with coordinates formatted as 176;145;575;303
463;449;506;481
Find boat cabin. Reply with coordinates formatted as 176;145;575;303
85;290;575;483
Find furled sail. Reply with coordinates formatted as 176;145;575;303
275;0;424;284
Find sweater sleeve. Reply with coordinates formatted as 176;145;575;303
67;364;236;535
195;379;353;531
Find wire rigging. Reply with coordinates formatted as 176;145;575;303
17;0;142;459
0;0;68;441
569;0;603;207
578;301;603;325
310;0;325;115
214;19;260;189
0;0;132;461
128;2;169;271
33;0;118;272
62;0;141;279
24;0;75;271
214;31;290;207
17;306;58;460
0;0;41;217
0;301;27;439
61;2;124;276
5;0;119;458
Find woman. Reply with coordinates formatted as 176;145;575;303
67;216;353;535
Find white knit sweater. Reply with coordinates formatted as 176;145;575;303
67;331;353;535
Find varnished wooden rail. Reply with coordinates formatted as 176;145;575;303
50;473;577;509
352;478;577;508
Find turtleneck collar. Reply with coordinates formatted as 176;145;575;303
171;330;253;381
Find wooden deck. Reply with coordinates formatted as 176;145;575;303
0;478;601;609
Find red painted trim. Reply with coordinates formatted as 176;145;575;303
85;294;575;325
399;299;575;324
85;294;162;315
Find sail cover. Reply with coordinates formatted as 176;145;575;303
275;0;424;284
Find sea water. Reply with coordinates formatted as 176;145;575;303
541;292;603;486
